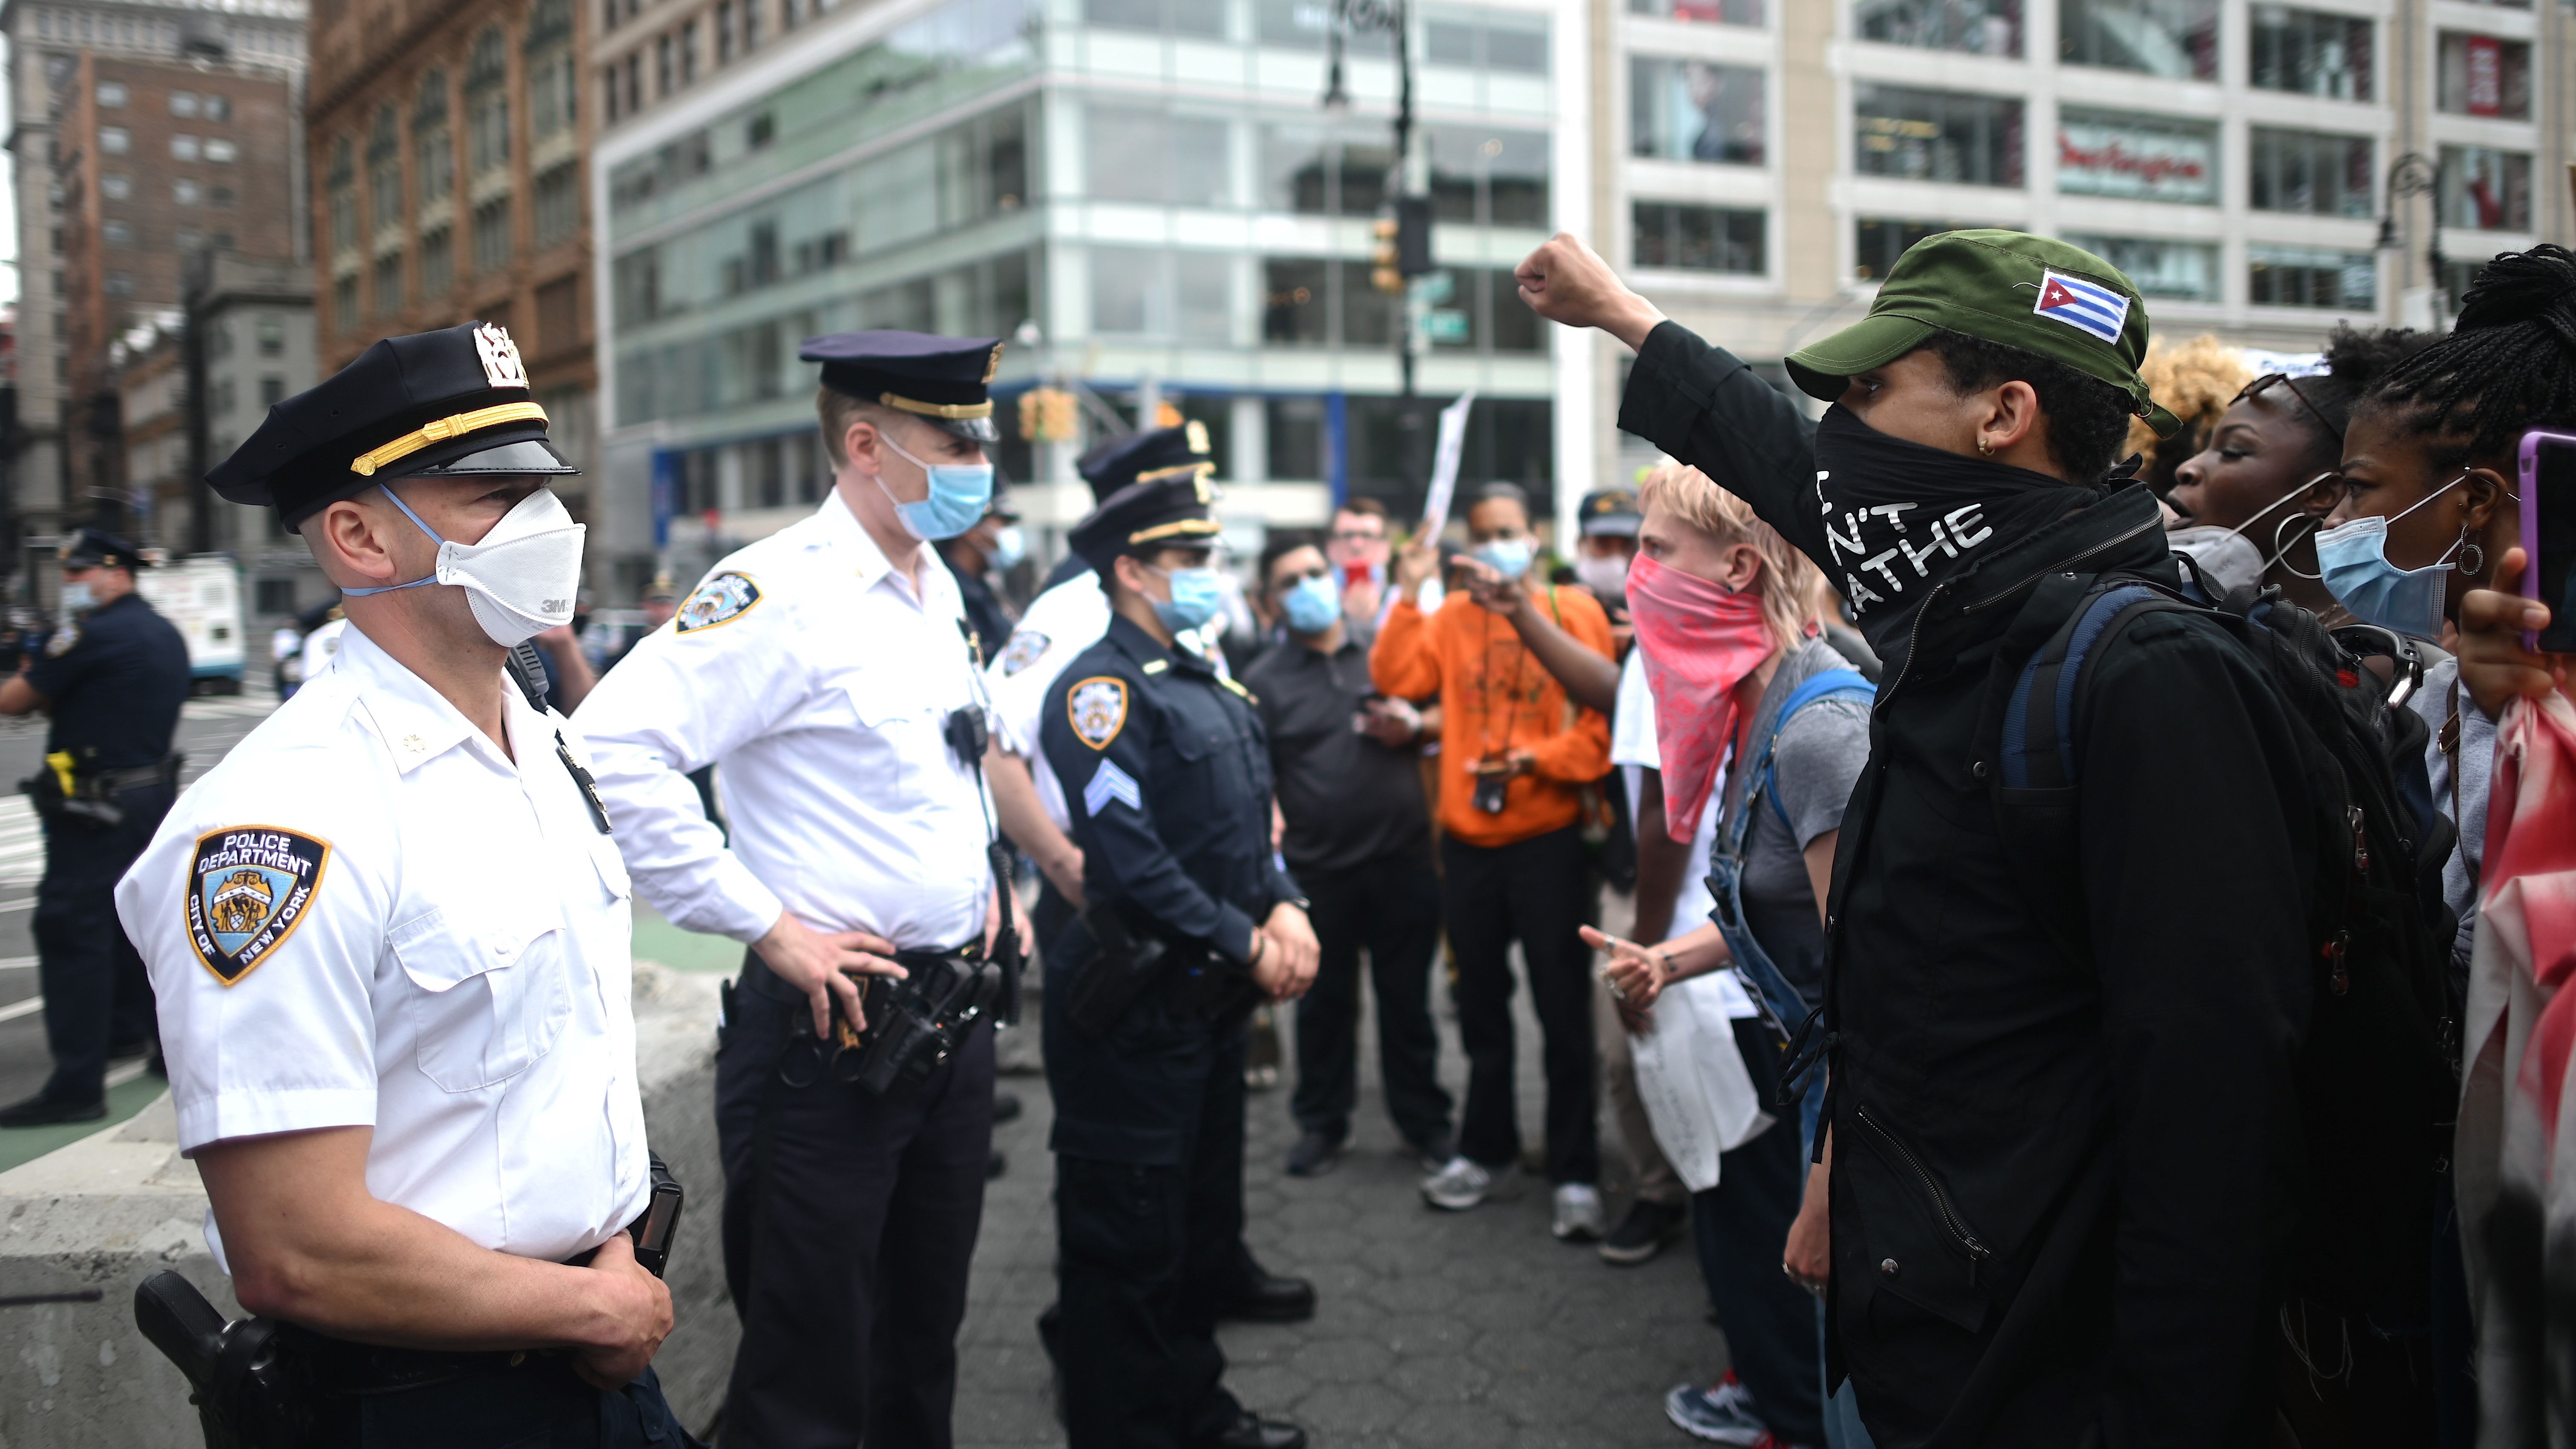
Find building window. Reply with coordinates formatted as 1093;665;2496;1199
259;375;285;406
176;225;205;250
2248;127;2372;218
468;27;512;175
96;80;127;107
101;173;130;199
2061;0;2217;80
2062;233;2218;301
1087;0;1228;36
106;270;135;296
205;138;237;163
172;134;201;161
680;20;699;84
527;0;577;142
211;185;235;208
373;251;405;316
717;0;735;61
420;227;454;295
2250;7;2371;101
624;54;642;115
1627;0;1762;23
2437;33;2530;119
473;198;512;273
2059;108;2219;204
257;314;285;356
204;95;230;122
1632;201;1763;273
100;126;129;154
1854;85;2023;187
2248;244;2375;309
535;162;580;246
743;0;762;50
368;104;403;232
1631;57;1764;165
1855;218;1964;279
1261;123;1398;215
1087;104;1230;206
172;178;200;204
2438;145;2532;231
255;578;297;615
656;33;675;95
103;220;135;246
414;70;454;218
327;137;358;254
537;275;580;355
1424;11;1548;72
1426;126;1550;227
2439;259;2490;313
1853;0;2020;56
170;90;198;117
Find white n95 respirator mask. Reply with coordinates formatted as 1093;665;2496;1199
342;486;586;647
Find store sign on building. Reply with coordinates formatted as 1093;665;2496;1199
2464;35;2501;116
2057;114;2217;205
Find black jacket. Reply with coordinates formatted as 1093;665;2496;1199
1622;322;2317;1448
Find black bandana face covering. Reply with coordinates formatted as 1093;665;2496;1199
1810;404;2091;662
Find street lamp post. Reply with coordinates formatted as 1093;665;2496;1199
2379;152;2446;324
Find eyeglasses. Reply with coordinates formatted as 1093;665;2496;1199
2233;372;2340;443
1328;528;1383;544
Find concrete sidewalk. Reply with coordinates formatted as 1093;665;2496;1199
956;948;1729;1449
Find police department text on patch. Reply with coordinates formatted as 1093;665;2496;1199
187;826;331;986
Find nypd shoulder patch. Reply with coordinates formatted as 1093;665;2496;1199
1083;759;1142;817
1067;676;1129;750
677;572;761;633
43;624;79;658
187;825;331;986
998;630;1051;676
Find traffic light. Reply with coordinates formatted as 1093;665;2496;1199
1018;387;1079;443
1371;218;1403;294
1395;194;1435;276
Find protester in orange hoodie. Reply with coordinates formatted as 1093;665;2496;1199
1373;481;1615;1235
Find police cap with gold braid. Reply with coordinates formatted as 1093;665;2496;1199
801;330;1005;445
206;321;574;531
1068;470;1223;576
1075;421;1213;503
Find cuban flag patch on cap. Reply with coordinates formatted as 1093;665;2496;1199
2032;268;2130;345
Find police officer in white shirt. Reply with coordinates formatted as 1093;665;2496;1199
114;322;693;1447
576;331;1018;1449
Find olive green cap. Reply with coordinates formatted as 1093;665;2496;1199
1786;228;2179;439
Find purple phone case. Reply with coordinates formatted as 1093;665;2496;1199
2518;429;2576;652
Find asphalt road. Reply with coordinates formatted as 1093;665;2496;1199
0;678;280;1112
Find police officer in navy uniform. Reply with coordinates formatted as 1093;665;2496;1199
0;527;189;1124
115;321;695;1446
1039;476;1318;1449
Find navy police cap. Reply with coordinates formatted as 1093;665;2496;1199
1068;471;1222;576
802;330;1004;446
207;322;575;531
1075;422;1213;503
1578;487;1642;538
60;527;147;570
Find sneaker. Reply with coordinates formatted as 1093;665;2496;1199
1599;1196;1690;1265
1407;1132;1458;1175
1552;1182;1607;1241
1283;1129;1342;1178
1420;1155;1516;1210
1664;1374;1769;1446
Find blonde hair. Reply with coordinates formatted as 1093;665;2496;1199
2126;334;2253;463
1636;463;1826;652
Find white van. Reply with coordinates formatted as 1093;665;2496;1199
135;555;247;694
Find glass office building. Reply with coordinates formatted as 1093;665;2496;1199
593;0;1590;589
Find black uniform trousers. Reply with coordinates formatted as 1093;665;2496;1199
1290;851;1451;1153
34;779;172;1102
1440;824;1599;1184
343;1361;699;1448
1044;983;1248;1449
713;956;994;1449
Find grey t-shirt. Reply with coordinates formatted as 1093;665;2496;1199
1710;636;1874;1009
2407;653;2493;985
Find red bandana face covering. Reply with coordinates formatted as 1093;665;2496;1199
1626;552;1778;842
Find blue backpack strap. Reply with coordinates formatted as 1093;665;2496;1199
1759;669;1876;832
1999;584;2169;790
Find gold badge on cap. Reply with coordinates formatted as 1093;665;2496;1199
983;343;1005;383
474;323;529;389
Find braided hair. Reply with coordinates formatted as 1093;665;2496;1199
2358;244;2576;464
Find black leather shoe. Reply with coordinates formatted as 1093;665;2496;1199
1220;1268;1315;1323
1282;1128;1340;1178
992;1090;1024;1124
1199;1412;1306;1449
0;1092;105;1128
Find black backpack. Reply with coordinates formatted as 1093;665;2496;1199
1988;570;2460;1317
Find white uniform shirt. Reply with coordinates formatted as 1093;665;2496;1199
576;492;995;951
985;572;1229;831
300;617;347;680
114;625;649;1271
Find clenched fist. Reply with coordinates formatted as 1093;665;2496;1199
1515;234;1669;351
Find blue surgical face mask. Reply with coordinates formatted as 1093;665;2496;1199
990;524;1026;571
1472;535;1533;581
59;580;95;615
875;430;994;541
1281;573;1340;634
1150;564;1226;633
2313;475;2468;641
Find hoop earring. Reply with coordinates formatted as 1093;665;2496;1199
2456;537;2485;578
1977;438;1994;457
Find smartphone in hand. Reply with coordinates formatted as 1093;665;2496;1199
2518;428;2576;653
